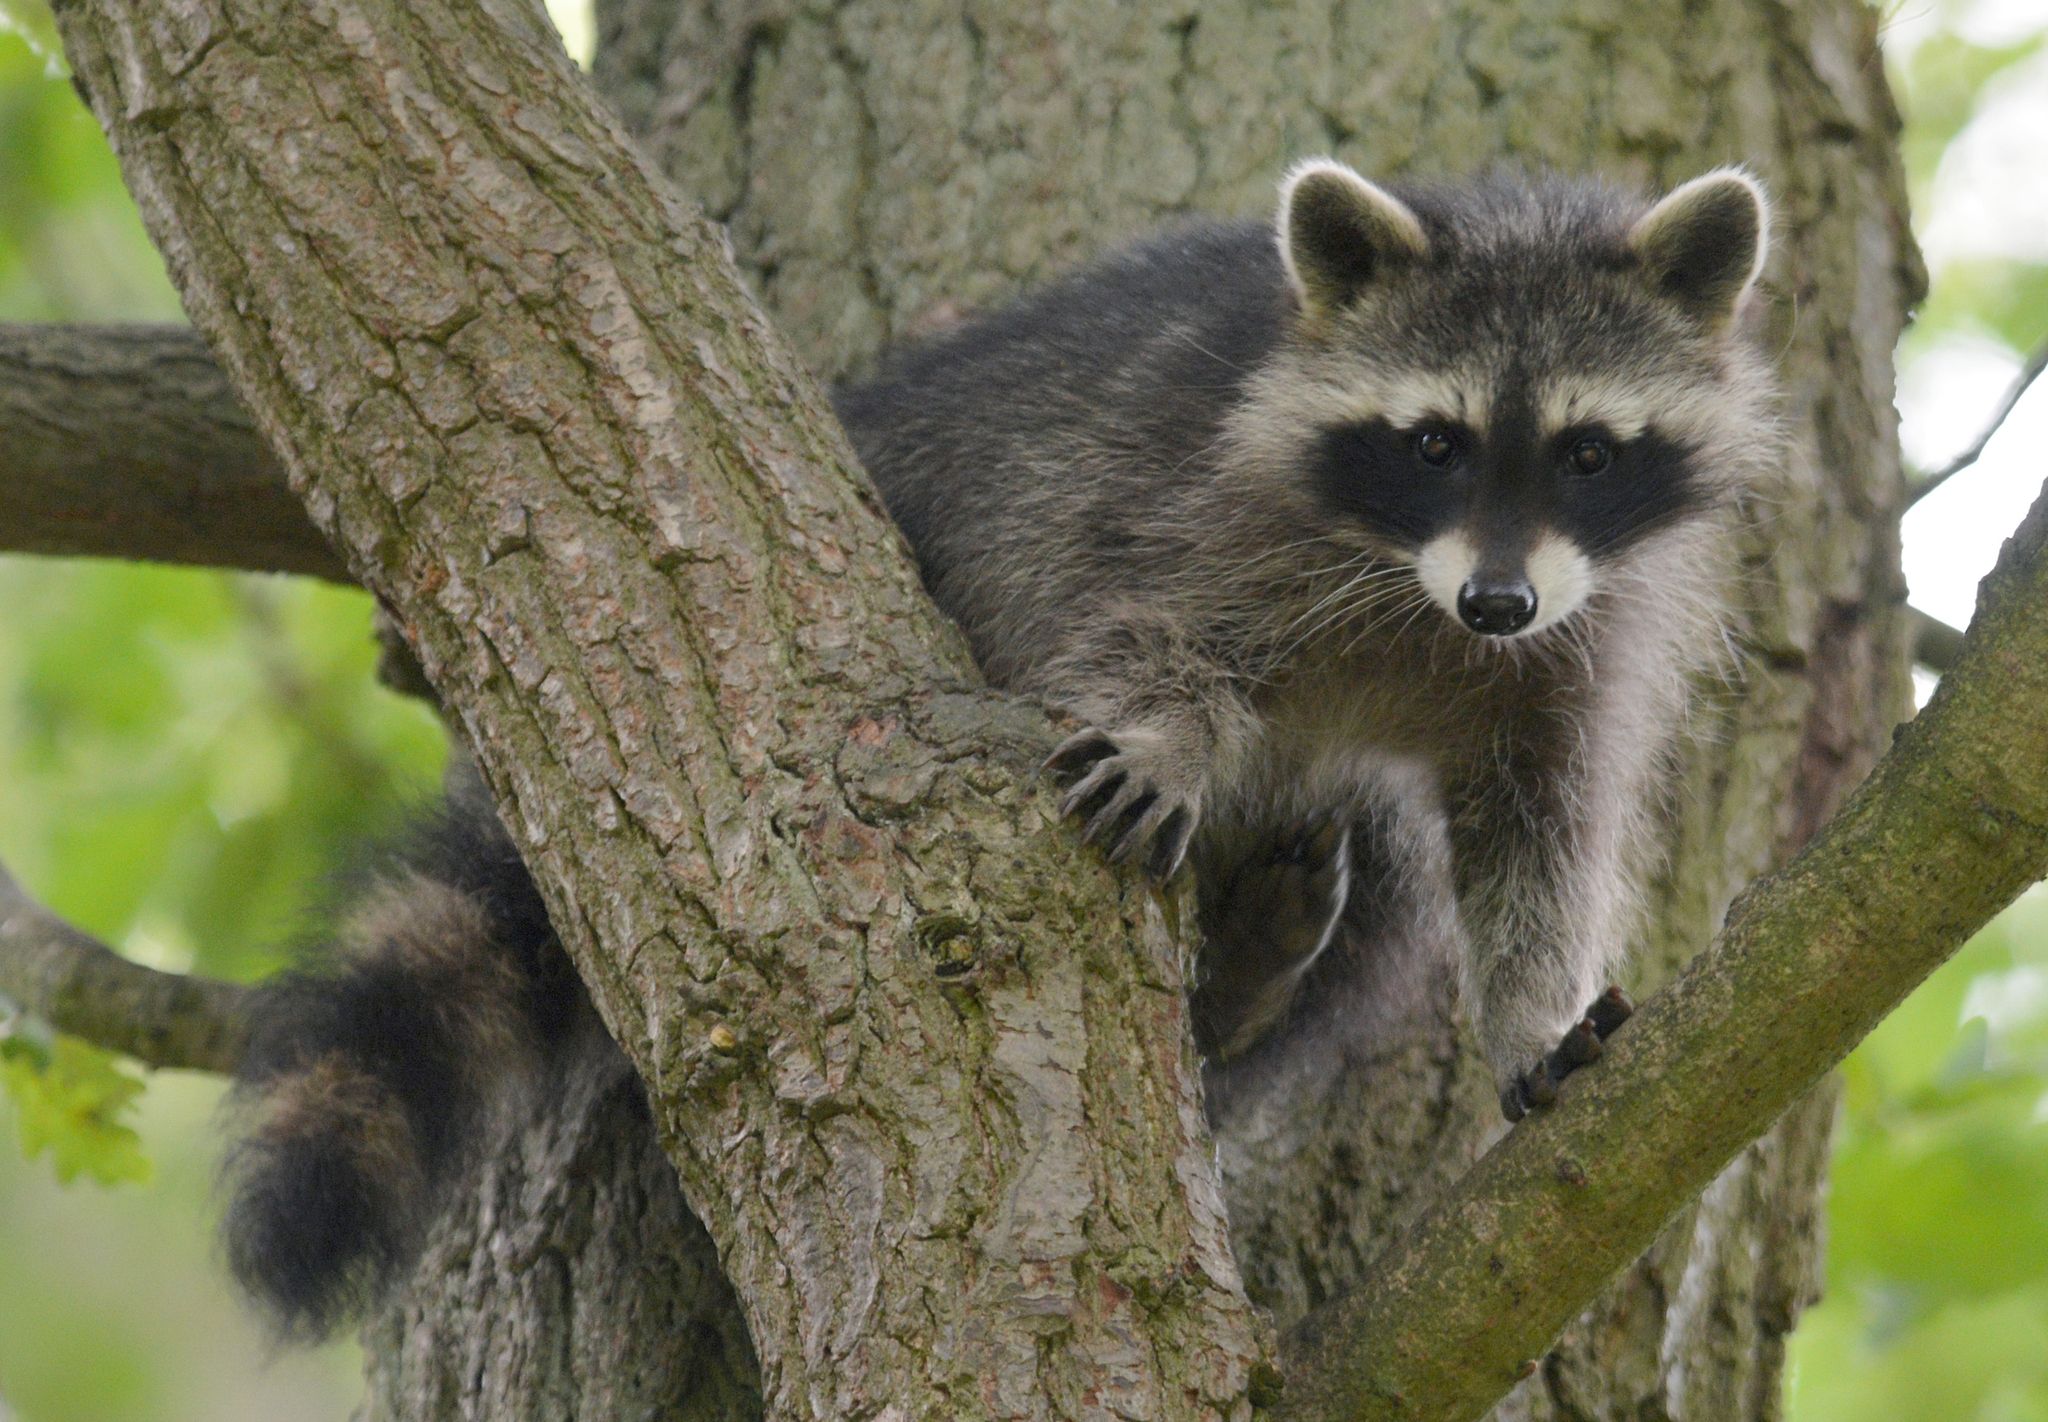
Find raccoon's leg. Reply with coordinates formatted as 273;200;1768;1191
1445;749;1640;1121
1189;813;1352;1060
220;766;589;1338
1196;773;1467;1132
1040;614;1259;880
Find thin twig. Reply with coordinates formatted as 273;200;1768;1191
0;861;251;1074
1905;337;2048;508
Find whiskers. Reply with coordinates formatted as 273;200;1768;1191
1257;559;1435;675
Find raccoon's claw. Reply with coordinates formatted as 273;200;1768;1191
1045;728;1119;779
1044;728;1201;881
1055;752;1128;824
1499;987;1635;1123
1141;809;1197;881
1107;799;1196;882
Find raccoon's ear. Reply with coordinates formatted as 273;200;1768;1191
1629;168;1770;325
1277;159;1429;318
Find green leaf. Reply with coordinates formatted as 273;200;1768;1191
1789;1284;2048;1422
1890;29;2047;203
0;1034;153;1187
1902;259;2048;364
0;0;62;76
1794;893;2048;1419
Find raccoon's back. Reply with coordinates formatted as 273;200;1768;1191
833;221;1290;682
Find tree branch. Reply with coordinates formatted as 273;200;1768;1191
1905;337;2048;509
1912;606;1965;674
0;861;251;1074
1275;471;2048;1421
52;2;1268;1416
0;323;345;581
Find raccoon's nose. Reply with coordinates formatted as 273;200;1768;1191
1457;579;1537;636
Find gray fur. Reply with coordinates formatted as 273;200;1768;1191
835;161;1778;1104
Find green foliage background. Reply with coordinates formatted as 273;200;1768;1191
0;2;2042;1418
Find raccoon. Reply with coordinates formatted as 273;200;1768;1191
843;160;1775;1100
220;160;1776;1333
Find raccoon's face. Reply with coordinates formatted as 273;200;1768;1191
1304;392;1706;638
1245;160;1776;641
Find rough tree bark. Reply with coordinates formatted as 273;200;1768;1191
28;0;1919;1418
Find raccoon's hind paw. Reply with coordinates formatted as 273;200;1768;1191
1189;814;1353;1060
1499;987;1635;1123
1213;814;1352;960
1045;727;1201;881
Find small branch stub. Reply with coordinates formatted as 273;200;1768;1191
0;862;251;1075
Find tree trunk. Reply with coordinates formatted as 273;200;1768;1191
356;1033;761;1422
54;0;1271;1416
51;0;1915;1416
357;2;1912;1418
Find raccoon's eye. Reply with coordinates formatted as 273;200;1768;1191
1414;429;1460;468
1567;436;1614;476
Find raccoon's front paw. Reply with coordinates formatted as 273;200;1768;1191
1498;987;1634;1123
1044;726;1202;880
